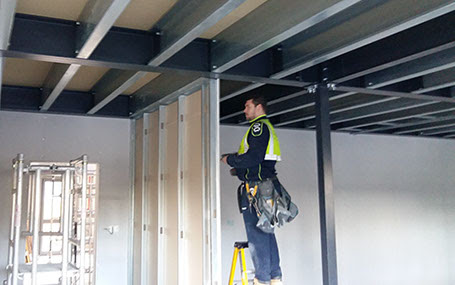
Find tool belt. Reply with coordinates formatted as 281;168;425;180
237;177;298;233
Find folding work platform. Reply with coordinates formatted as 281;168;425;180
5;154;98;285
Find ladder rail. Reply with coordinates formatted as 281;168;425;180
12;154;24;285
31;169;42;285
5;155;95;285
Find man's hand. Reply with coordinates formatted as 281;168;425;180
221;155;228;164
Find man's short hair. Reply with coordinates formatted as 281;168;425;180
247;94;268;113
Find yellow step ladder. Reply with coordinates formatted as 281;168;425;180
228;241;254;285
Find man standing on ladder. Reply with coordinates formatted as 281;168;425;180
221;95;283;285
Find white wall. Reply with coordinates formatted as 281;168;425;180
0;111;131;285
220;125;455;285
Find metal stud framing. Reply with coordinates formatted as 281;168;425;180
132;78;221;285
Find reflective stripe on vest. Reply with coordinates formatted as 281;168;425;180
238;115;281;161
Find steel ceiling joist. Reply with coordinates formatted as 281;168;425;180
393;118;455;135
226;43;455;126
419;125;455;136
365;46;455;89
332;102;455;130
1;85;129;117
211;0;362;73
420;67;455;93
335;86;455;104
352;113;455;134
88;0;246;114
0;49;305;88
40;0;131;111
221;0;455;101
0;0;17;100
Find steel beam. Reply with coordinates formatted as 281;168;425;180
40;0;130;111
131;74;201;116
324;11;455;83
315;85;338;285
365;46;455;89
222;16;455;120
394;118;455;134
1;85;130;117
332;102;455;130
355;114;455;134
419;125;455;136
221;1;455;101
212;0;362;73
88;0;246;114
0;49;305;88
0;0;17;101
419;67;455;93
334;86;455;104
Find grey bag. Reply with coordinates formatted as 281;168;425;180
255;179;299;233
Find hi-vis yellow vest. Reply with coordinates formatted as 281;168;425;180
238;115;281;161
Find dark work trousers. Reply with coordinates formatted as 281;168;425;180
242;205;282;282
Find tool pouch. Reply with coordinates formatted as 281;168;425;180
237;183;249;213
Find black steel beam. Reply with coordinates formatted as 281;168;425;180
220;11;455;120
334;86;455;104
39;0;130;111
393;117;455;134
221;1;455;101
415;125;455;136
130;73;200;114
331;102;455;130
0;85;129;117
211;0;362;73
0;49;306;89
315;85;338;285
88;0;246;114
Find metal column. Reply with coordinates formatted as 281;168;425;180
315;85;338;285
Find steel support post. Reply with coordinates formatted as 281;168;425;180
315;85;338;285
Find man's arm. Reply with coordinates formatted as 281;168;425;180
226;122;269;168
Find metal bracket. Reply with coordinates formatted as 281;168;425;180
327;82;337;91
307;84;319;94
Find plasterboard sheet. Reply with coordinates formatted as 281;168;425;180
124;72;161;95
66;65;109;92
133;117;143;285
200;0;267;39
182;90;204;283
164;101;179;285
16;0;88;21
2;58;53;87
146;111;160;284
115;0;178;30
